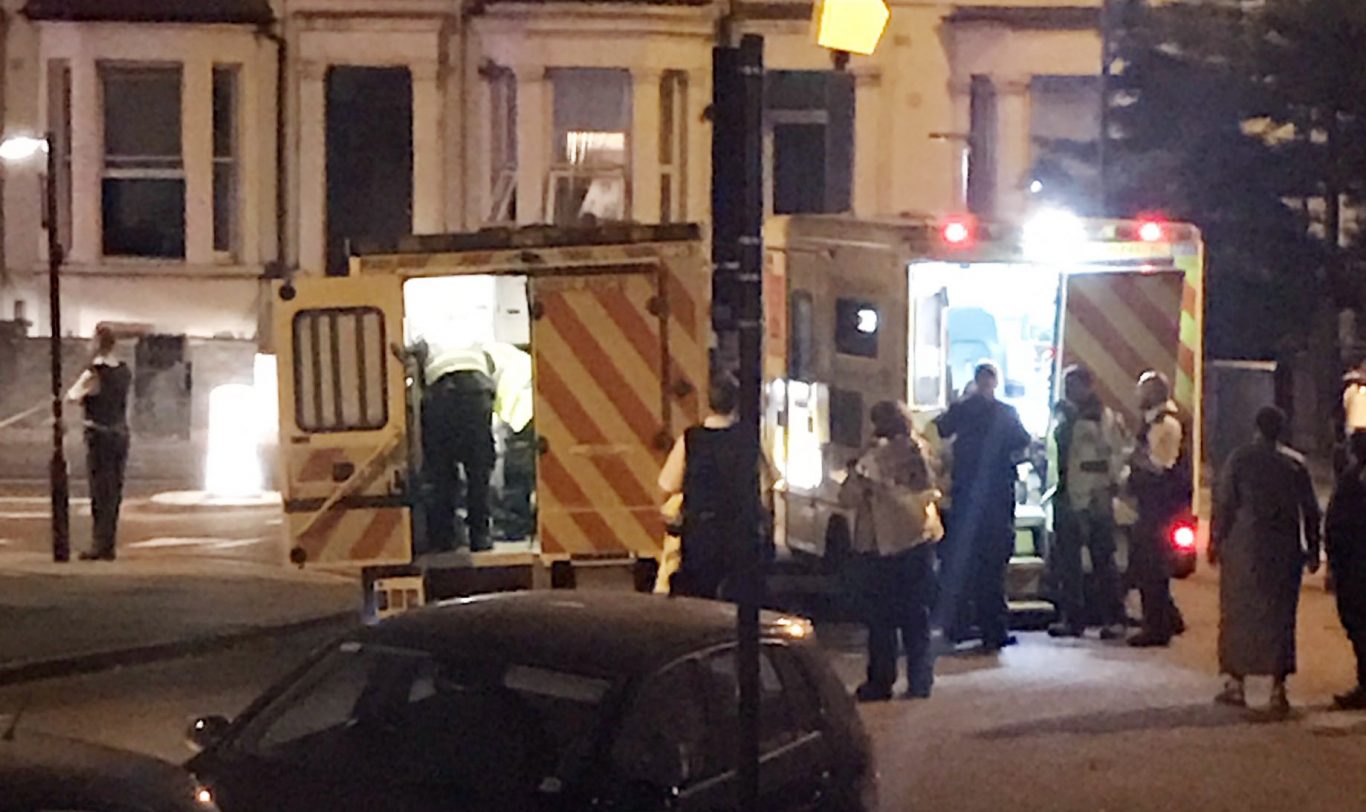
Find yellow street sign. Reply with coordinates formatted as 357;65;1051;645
812;0;890;56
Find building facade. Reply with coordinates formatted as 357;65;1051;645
0;0;1103;483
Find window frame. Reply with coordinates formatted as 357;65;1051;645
99;62;187;260
546;68;632;225
487;65;518;224
291;306;390;434
212;64;241;261
658;71;688;224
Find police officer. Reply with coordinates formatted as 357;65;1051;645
65;325;132;562
418;338;496;553
1047;365;1126;639
1127;370;1192;647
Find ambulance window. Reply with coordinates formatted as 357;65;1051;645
835;298;878;358
293;307;388;432
790;291;814;381
829;387;864;448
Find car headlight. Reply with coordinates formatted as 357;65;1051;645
194;784;221;811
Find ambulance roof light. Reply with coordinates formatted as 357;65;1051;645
1023;208;1085;262
1138;219;1166;243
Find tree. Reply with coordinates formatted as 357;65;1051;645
1103;0;1351;359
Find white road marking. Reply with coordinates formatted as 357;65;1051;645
127;536;269;550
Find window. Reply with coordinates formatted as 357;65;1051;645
102;65;185;258
659;71;687;223
695;647;800;777
613;660;709;787
790;290;815;381
47;59;72;250
766;71;853;215
835;297;879;358
213;66;239;257
967;75;998;215
293;307;388;432
488;66;517;223
829;387;865;449
548;68;630;225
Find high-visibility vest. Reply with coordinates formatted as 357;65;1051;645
424;343;494;386
486;343;534;433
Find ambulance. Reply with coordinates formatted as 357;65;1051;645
762;212;1205;609
271;223;710;612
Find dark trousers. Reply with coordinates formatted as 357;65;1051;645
1130;511;1176;639
1335;570;1366;686
1054;502;1123;627
939;488;1015;647
423;376;494;552
86;428;129;558
494;425;537;540
852;546;937;694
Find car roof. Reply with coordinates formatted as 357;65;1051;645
0;729;198;811
352;591;806;680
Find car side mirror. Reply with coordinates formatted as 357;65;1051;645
186;715;230;752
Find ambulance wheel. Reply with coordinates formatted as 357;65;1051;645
823;517;851;574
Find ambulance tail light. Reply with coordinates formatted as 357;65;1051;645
940;215;976;248
1138;219;1166;243
1171;520;1197;552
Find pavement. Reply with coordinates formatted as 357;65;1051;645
0;552;358;685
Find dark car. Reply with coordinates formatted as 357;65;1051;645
188;592;874;812
0;728;217;812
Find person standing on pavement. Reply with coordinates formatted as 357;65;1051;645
657;373;774;600
840;401;942;701
65;325;132;562
1126;371;1192;647
1047;365;1127;640
1335;358;1366;475
416;337;497;553
1323;431;1366;710
935;362;1031;653
1210;407;1321;715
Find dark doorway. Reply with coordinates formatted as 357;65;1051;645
326;67;413;276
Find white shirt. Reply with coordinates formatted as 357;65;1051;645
1345;383;1366;433
65;355;117;402
1143;401;1183;472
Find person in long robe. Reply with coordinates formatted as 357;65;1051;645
1210;407;1322;715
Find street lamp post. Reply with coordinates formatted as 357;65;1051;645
1;132;69;562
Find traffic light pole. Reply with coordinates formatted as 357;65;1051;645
712;33;765;812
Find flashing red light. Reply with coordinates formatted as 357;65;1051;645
942;216;975;247
1138;220;1165;243
1172;523;1197;551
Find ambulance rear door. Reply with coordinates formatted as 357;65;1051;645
274;276;411;568
1059;269;1185;430
529;267;672;560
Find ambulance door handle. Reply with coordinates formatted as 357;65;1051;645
537;436;550;456
671;378;694;399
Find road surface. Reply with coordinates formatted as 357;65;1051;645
0;494;284;566
2;576;1365;811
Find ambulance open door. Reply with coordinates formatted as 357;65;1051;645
908;275;950;416
528;270;670;560
1059;270;1185;427
274;276;411;568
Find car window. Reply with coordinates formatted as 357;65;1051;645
612;659;709;789
766;646;823;733
696;646;796;774
233;643;608;799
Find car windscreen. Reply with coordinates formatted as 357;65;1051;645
230;642;612;802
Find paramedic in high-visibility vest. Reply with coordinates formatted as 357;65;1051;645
486;343;535;541
65;325;133;561
416;338;497;553
1126;370;1193;647
1047;365;1127;640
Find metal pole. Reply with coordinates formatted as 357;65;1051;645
45;130;69;563
735;33;765;812
1098;0;1114;214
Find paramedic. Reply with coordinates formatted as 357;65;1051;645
1047;365;1126;639
936;362;1031;652
418;338;496;553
